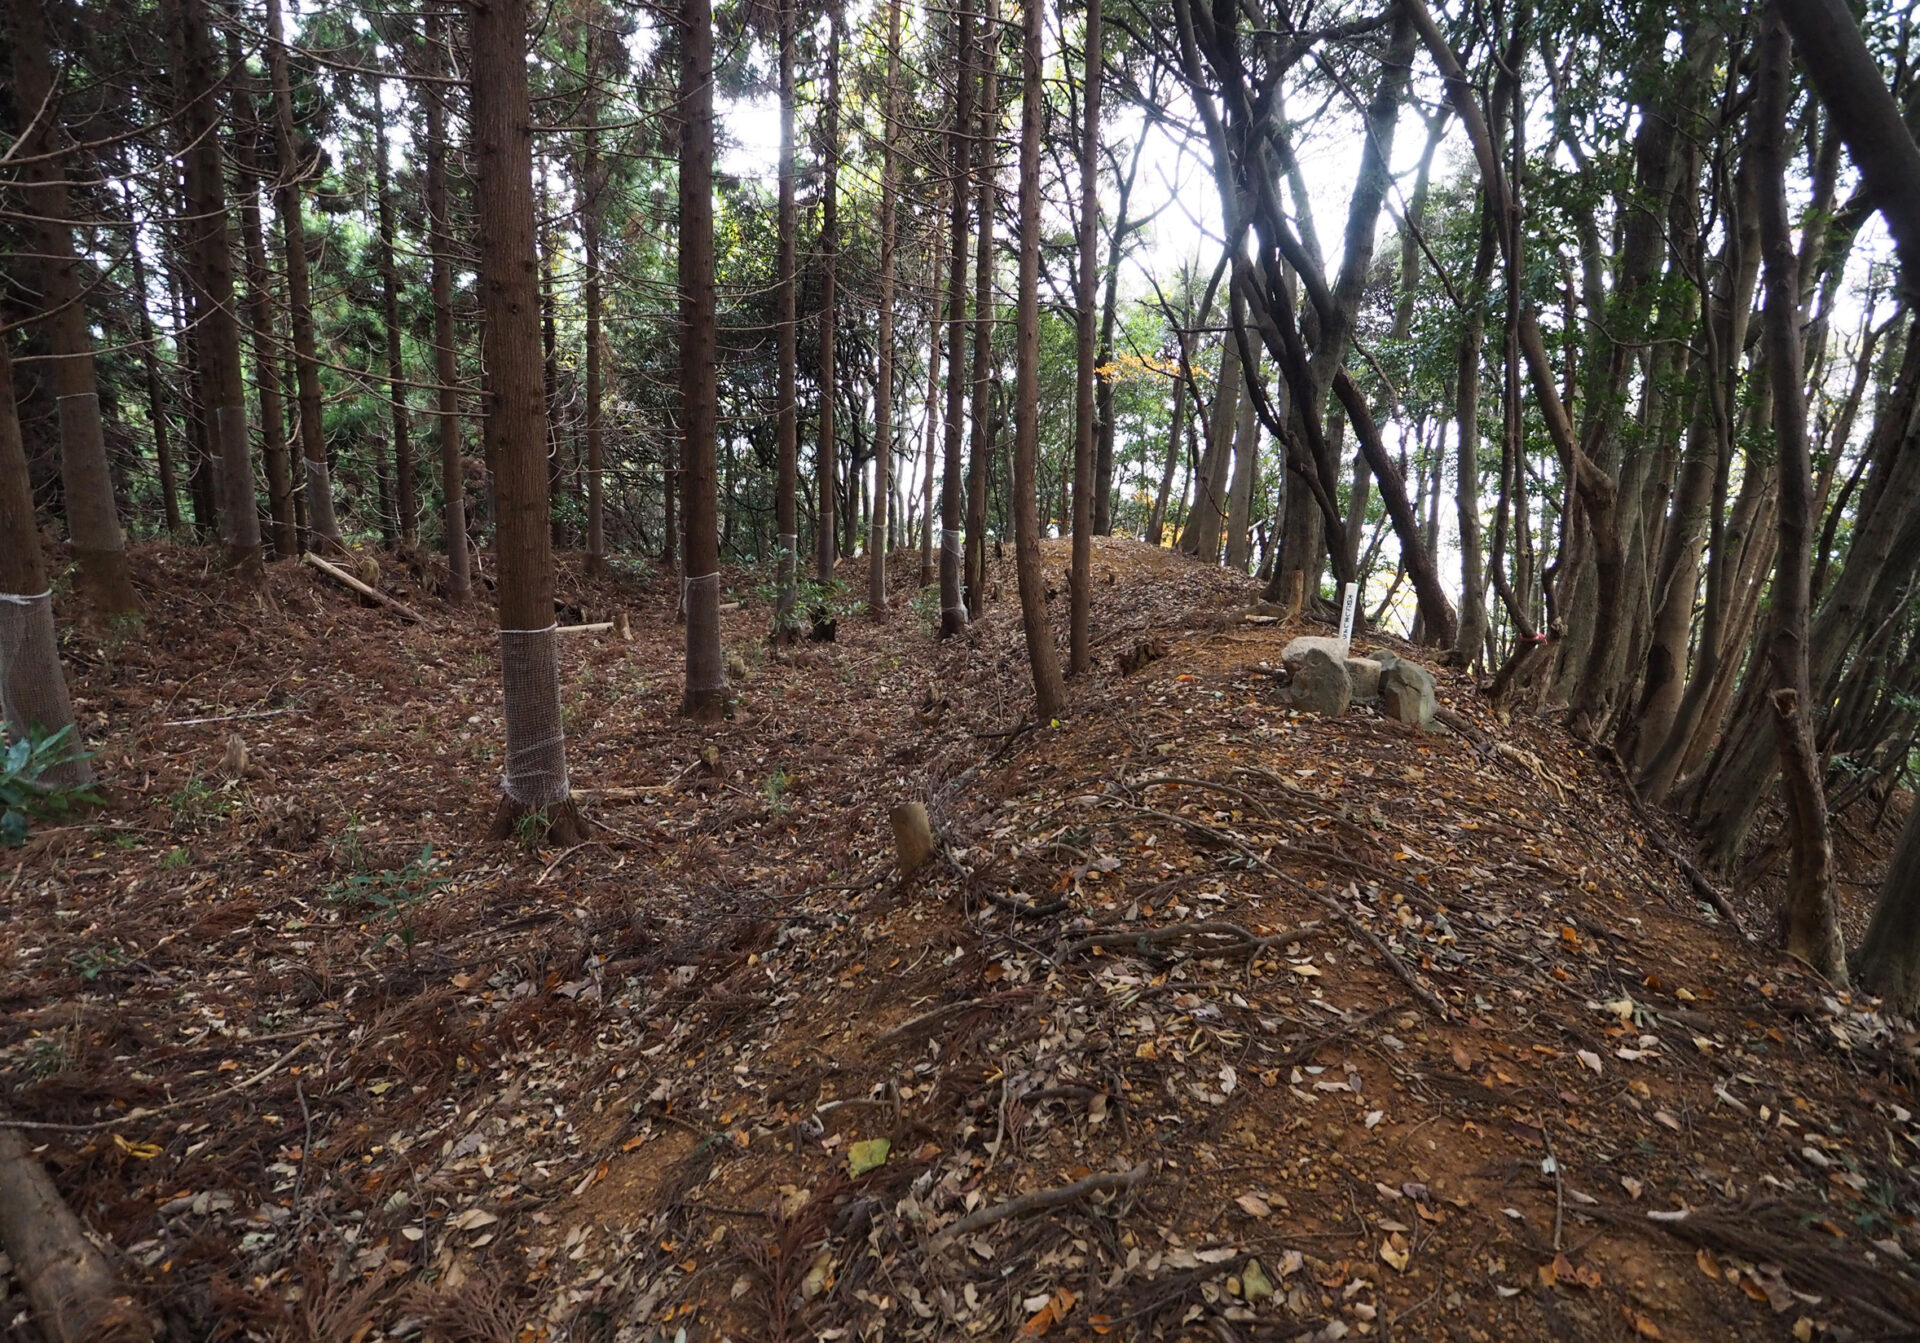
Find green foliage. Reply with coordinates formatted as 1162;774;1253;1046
167;773;236;832
70;944;128;982
326;844;451;957
762;769;794;815
1;727;100;846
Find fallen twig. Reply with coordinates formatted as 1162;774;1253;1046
0;1039;314;1132
1597;746;1748;939
1063;919;1319;960
928;1161;1153;1253
303;553;431;625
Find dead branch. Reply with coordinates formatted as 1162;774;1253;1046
1063;919;1319;959
928;1161;1153;1253
0;1039;314;1132
0;1126;156;1341
1597;745;1748;939
303;553;432;625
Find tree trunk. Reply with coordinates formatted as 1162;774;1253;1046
919;211;946;589
1857;797;1920;1012
815;0;843;584
1068;0;1101;673
0;342;91;790
869;0;904;615
1453;197;1496;667
266;0;341;550
964;0;1000;619
167;0;262;576
5;0;143;610
224;61;298;560
1012;0;1064;716
472;0;581;835
1222;376;1259;572
772;0;801;638
677;0;727;719
938;0;975;638
126;210;183;535
581;75;605;576
1180;296;1242;562
425;7;470;599
1147;344;1188;547
374;81;416;546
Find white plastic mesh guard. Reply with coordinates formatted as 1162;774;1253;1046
498;624;569;807
0;591;93;788
940;529;968;622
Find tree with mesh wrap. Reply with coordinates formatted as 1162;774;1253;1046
471;0;585;841
0;344;90;793
678;0;728;720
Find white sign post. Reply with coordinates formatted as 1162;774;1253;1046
1338;581;1358;655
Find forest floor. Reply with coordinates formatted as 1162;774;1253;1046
2;536;1917;1343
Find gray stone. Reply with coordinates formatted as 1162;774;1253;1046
1288;647;1352;717
1380;658;1436;726
1345;656;1382;701
1368;647;1401;675
1282;634;1348;667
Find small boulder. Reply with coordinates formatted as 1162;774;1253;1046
1288;647;1352;717
1380;659;1436;726
1345;656;1383;701
1282;634;1348;666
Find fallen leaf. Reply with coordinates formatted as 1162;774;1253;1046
1695;1248;1720;1280
1451;1042;1474;1071
1627;1309;1663;1338
1241;1258;1274;1302
1235;1193;1272;1219
848;1138;891;1177
1379;1233;1410;1272
1576;1050;1604;1075
449;1208;498;1232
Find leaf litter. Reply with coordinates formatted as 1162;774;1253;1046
0;538;1915;1341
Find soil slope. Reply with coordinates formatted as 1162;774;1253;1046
1;538;1915;1343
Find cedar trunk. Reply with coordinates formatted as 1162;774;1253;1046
938;0;976;639
472;0;581;835
678;0;728;719
870;0;904;615
1068;0;1101;674
772;0;801;639
1012;0;1065;716
426;7;471;599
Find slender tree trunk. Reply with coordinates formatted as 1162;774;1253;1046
1858;796;1920;1011
127;210;183;535
772;0;801;637
374;82;416;547
815;1;843;583
539;173;564;548
870;0;904;615
1012;0;1064;714
232;101;298;560
1147;352;1188;546
425;7;470;599
472;0;582;835
1181;299;1242;561
964;0;1000;619
168;0;262;576
1755;8;1845;982
1223;379;1259;572
582;84;606;575
939;0;976;638
5;0;144;609
1068;0;1101;672
678;0;727;718
1092;121;1148;534
919;211;946;588
266;0;341;550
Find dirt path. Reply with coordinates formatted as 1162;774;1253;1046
2;539;1914;1342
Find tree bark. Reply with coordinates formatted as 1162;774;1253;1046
677;0;727;719
266;0;341;550
964;0;1000;620
1012;0;1064;716
226;54;297;560
425;6;470;599
815;1;843;583
918;211;946;588
472;0;581;833
374;79;416;546
1068;0;1101;674
938;0;976;638
581;51;606;576
126;210;183;535
772;0;801;638
5;0;144;611
0;342;92;790
1857;797;1920;1012
870;0;904;615
167;0;263;576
